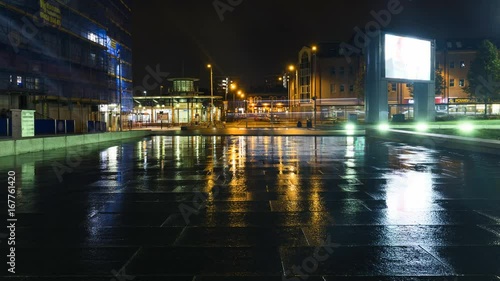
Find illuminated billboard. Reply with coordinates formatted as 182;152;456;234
384;34;432;81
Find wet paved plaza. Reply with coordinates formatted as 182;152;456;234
1;135;500;280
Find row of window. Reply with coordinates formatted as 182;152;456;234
8;75;42;90
330;66;355;76
330;84;354;94
387;79;466;92
327;61;466;78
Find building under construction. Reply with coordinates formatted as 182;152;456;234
0;0;132;132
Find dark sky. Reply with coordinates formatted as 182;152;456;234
132;0;499;90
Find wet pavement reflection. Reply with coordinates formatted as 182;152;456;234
0;136;499;280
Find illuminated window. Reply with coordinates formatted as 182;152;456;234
17;76;22;87
459;79;465;87
460;61;466;68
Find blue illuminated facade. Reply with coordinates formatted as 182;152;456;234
0;0;132;132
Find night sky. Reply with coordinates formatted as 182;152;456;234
132;0;499;90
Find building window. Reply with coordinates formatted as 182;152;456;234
406;83;412;88
26;77;35;90
450;62;455;68
460;61;466;68
17;76;22;87
349;66;354;75
339;67;345;75
349;85;354;92
391;83;397;91
330;67;336;75
330;84;335;94
450;79;455;87
35;78;41;90
459;79;465;87
340;84;345;92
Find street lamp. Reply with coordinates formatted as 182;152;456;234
288;65;296;117
311;45;318;127
207;64;214;125
117;49;123;132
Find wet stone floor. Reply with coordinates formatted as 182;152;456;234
0;135;500;281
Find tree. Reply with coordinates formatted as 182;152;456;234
407;68;446;97
464;40;500;117
353;64;365;103
434;68;446;96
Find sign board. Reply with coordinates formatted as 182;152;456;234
449;98;479;104
21;110;35;137
40;0;62;27
11;109;35;139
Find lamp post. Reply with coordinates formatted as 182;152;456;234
117;49;123;132
230;83;237;117
207;64;214;125
311;45;318;128
288;65;296;121
236;90;242;116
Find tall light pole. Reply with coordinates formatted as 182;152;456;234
230;83;237;115
312;45;317;128
288;65;295;116
236;90;242;115
118;49;123;132
207;64;214;125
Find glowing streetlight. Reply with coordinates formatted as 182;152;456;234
287;65;297;112
207;64;213;125
311;45;318;128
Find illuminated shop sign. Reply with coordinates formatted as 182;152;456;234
40;0;62;26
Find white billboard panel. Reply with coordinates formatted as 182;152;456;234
384;34;432;81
